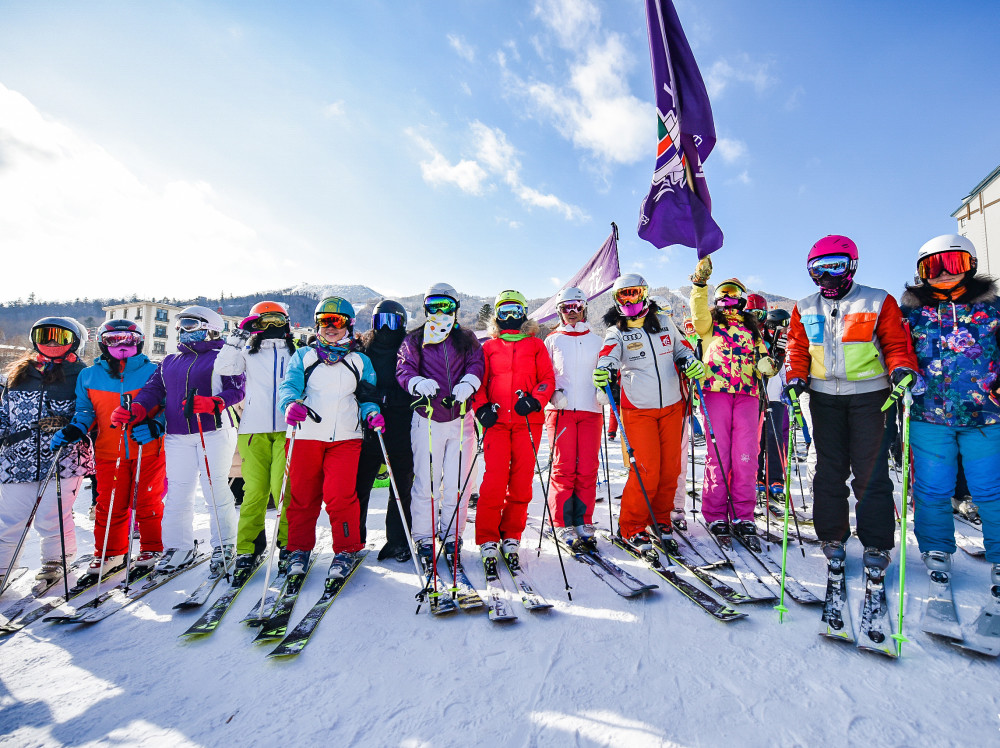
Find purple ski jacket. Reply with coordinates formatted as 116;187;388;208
396;326;485;423
133;339;245;435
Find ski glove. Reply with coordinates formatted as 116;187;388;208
475;403;500;430
451;381;476;404
410;377;440;398
549;390;568;410
882;368;917;412
285;401;309;425
683;359;707;381
110;402;147;428
782;379;806;408
690;256;713;285
50;424;85;451
185;395;225;414
592;368;611;388
366;413;385;432
756;356;779;377
514;393;542;417
131;419;165;445
911;374;928;397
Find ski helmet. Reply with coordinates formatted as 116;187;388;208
745;293;767;320
765;309;791;329
30;316;86;359
424;283;460;314
176;305;224;334
97;319;144;360
682;317;696;336
714;278;747;311
806;235;858;297
916;234;978;281
612;273;649;317
371;299;407;331
555;287;587;321
240;300;289;333
650;295;671;315
495;289;527;311
314;297;356;331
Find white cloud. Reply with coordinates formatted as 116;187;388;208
532;0;600;47
406;129;489;195
447;33;476;63
726;170;751;186
715;138;747;163
550;276;561;286
323;100;346;119
705;56;775;99
460;81;472;96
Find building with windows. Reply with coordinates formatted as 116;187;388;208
952;164;1000;277
101;302;243;361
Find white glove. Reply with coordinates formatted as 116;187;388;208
411;377;439;397
549;390;568;410
451;381;476;403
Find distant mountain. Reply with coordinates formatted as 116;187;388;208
278;283;382;303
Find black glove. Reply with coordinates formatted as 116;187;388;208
782;379;806;404
131;419;165;446
513;393;541;417
475;403;500;429
50;424;86;451
890;368;917;388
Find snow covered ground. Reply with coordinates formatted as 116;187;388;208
1;429;998;747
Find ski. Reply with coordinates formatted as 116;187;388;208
956;532;986;557
180;556;266;637
29;562;130;625
673;524;728;566
442;550;485;611
242;557;289;626
482;554;517;622
657;539;753;605
733;534;821;605
543;526;657;598
172;563;230;609
953;512;982;532
415;546;460;616
0;556;92;627
819;559;854;643
698;522;778;601
253;554;319;642
920;571;962;641
953;587;1000;657
857;564;897;658
0;567;29;597
606;534;745;622
502;551;552;611
268;551;368;658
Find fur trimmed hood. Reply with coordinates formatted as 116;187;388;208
488;316;540;338
900;275;998;309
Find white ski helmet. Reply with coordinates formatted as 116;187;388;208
176;305;224;333
611;273;649;316
612;273;648;295
424;282;459;305
917;234;977;263
650;295;671;315
556;287;587;305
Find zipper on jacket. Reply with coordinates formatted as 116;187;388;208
36;387;44;482
645;329;664;409
272;347;278;433
183;349;200;435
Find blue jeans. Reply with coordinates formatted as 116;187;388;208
910;421;1000;562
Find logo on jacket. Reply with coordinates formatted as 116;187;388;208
627;342;643;351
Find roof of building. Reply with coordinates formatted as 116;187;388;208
952;163;1000;216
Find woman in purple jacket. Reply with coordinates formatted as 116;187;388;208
114;306;245;574
396;283;484;567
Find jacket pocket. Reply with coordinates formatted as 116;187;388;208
842;313;877;343
801;314;825;345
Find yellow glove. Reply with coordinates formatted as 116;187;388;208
592;368;611;388
690;257;713;284
683;359;708;380
756;356;778;377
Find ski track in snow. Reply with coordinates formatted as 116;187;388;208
0;433;998;747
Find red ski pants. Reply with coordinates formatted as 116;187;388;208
475;421;542;545
545;410;601;528
287;438;363;554
618;401;684;539
94;453;166;557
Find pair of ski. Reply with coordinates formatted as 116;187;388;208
0;557;94;634
481;550;553;622
819;556;897;657
918;571;1000;657
177;554;267;637
543;526;657;599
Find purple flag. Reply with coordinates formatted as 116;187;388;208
637;0;724;258
531;225;621;324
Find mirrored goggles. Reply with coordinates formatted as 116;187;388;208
315;313;351;330
256;312;288;329
177;317;207;332
496;302;526;321
749;309;766;321
614;286;647;305
374;313;404;331
715;282;745;298
100;331;142;347
806;254;853;280
917;251;974;280
31;326;75;346
424;297;457;315
558;301;585;315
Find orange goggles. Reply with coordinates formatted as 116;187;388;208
614;286;648;305
315;313;351;329
917;251;975;280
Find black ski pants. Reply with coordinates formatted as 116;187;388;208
355;406;413;546
808;389;895;551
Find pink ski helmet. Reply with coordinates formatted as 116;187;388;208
806;235;858;297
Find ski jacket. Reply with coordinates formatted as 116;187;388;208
397;326;484;423
278;346;379;442
597;312;696;410
70;355;164;461
0;360;95;483
359;331;412;413
786;283;917;396
544;323;602;413
901;282;1000;427
133;339;245;436
690;284;768;396
471;319;555;426
215;336;294;434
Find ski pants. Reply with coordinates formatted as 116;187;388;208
287;438;363;554
700;391;759;523
162;429;238;551
757;401;789;488
356;406;413;547
618;401;684;539
94;453;165;557
545;409;601;528
910;421;1000;562
410;412;476;544
475;420;541;545
236;432;289;555
0;476;82;574
808;389;895;551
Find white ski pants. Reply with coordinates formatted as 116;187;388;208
409;412;477;543
162;429;238;550
0;476;82;574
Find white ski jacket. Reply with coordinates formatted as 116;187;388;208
543;323;602;413
216;336;294;434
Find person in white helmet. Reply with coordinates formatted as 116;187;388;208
543;287;603;550
899;234;1000;596
119;306;245;575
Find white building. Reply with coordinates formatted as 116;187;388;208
952;164;1000;277
101;302;243;361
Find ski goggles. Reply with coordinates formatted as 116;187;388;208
917;250;975;280
748;308;766;321
557;300;585;315
315;313;351;330
424;296;457;315
373;312;404;331
715;282;745;298
255;312;288;329
177;317;209;332
31;326;75;346
614;286;647;305
806;254;853;280
100;331;142;347
496;302;526;321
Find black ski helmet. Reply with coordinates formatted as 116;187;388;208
30;316;86;358
371;299;407;331
97;319;145;359
765;309;791;329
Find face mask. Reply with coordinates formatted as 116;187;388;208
108;344;138;360
424;313;455;345
37;343;73;360
179;330;208;345
929;277;962;290
497;315;524;332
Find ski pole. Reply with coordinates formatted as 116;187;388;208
880;373;913;412
601;409;615;536
775;395;797;623
122;444;143;593
535;422;567;554
187;388;232;583
376;430;426;592
424;400;441;603
53;467;72;602
95;394;131;598
692;379;739;529
427;434;481;589
762;389;806;557
519;394;571;600
686;382;699;521
451;401;466;595
0;446;63;595
891;387;913;656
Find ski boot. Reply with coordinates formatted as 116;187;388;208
393;544;412;563
76;554;126;588
952;496;981;524
574;524;598;552
210;544;235;576
670;508;688;532
731;520;761;552
480;541;500;578
624;530;658;564
468;493;479;510
822;541;846;575
232;552;260;586
154;546;197;574
500;538;520;570
277;548;290;575
992;563;1000;594
756;481;768;503
708;519;730;537
35;560;65;581
444;538;463;567
327;552;356;580
862;547;890;583
557;525;579;547
607;431;617;441
921;550;951;585
286;550;310;577
134;551;161;569
648;524;679;555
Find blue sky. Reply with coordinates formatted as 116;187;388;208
1;0;998;304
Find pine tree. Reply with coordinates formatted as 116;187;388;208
475;303;492;330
